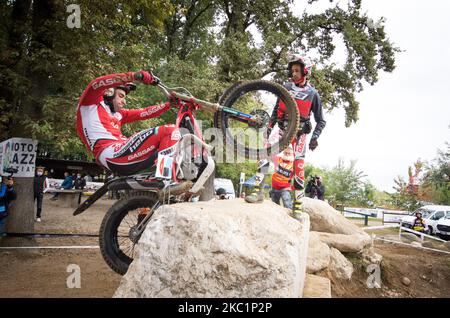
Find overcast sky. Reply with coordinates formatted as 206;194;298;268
292;0;450;192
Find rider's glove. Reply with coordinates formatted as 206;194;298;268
168;94;179;108
134;70;159;85
309;137;318;151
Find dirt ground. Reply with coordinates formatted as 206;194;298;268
0;195;449;298
0;195;122;297
331;243;450;298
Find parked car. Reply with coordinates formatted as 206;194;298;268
436;211;450;240
401;205;450;235
213;178;236;199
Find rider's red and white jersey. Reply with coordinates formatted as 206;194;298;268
76;72;171;158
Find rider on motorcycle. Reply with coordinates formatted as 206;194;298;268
76;71;180;176
268;53;326;216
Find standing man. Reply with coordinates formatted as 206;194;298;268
34;166;49;222
74;173;87;205
267;53;326;218
74;173;86;190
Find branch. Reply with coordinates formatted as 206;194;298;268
186;3;212;29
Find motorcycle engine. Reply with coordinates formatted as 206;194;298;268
177;158;201;180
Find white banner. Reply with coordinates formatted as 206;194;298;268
0;138;38;177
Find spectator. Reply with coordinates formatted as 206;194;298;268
0;175;17;234
216;188;228;200
412;211;426;233
73;173;86;205
34;167;49;222
50;171;73;200
74;173;86;190
315;176;325;200
305;175;325;200
269;146;294;210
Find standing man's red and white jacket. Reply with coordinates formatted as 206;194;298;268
76;71;180;175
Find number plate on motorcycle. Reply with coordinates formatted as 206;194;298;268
155;154;173;179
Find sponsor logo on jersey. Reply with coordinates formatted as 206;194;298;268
140;104;167;118
128;129;154;153
91;75;134;90
128;145;156;161
112;128;155;158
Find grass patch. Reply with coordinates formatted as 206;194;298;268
343;252;366;270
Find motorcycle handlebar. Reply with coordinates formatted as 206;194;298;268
156;82;221;113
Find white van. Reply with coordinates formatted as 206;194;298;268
436;211;450;240
401;205;450;235
213;178;236;199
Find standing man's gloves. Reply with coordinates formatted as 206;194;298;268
134;70;160;85
309;137;318;151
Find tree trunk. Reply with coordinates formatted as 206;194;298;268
5;178;35;234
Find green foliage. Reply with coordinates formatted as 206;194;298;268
390;175;421;211
422;143;450;205
306;159;381;207
390;142;449;208
323;158;366;205
215;162;258;190
0;0;398;160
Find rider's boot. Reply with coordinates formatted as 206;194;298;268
244;186;265;203
245;160;269;204
292;189;304;220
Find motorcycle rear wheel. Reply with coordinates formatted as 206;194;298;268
99;191;159;275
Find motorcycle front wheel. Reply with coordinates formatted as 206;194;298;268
215;80;299;160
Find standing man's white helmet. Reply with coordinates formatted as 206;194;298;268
287;53;313;77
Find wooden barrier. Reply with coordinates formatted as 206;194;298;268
47;189;84;208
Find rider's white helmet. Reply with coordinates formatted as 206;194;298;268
287;53;313;77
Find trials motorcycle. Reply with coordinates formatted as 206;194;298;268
73;75;299;275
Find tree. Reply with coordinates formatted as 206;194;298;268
305;159;380;207
391;174;421;211
215;162;258;191
0;0;399;213
324;158;366;205
1;0;398;156
422;143;450;205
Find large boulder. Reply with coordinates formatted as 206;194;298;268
315;232;371;253
114;199;310;298
360;246;383;265
301;197;367;236
307;232;331;273
303;274;331;298
329;248;353;281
